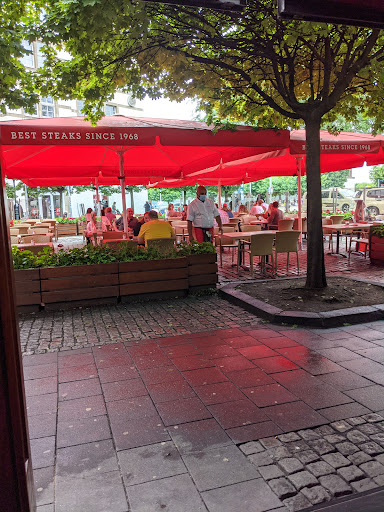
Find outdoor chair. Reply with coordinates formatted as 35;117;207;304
241;225;262;232
28;227;50;234
215;232;239;267
292;218;307;239
104;239;138;249
146;237;175;255
322;218;334;251
10;236;19;245
10;228;19;236
348;234;369;261
237;232;275;277
273;230;300;275
278;219;294;231
241;215;259;225
16;226;30;235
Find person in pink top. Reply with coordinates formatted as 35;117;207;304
85;207;93;222
250;199;266;216
86;211;97;244
105;206;116;222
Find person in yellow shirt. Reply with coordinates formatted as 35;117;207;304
138;210;175;246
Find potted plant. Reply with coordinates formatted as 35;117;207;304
370;225;384;266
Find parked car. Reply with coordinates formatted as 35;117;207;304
355;188;384;216
302;189;354;213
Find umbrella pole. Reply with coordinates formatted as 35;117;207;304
218;180;222;208
119;152;128;237
297;158;303;249
95;177;100;215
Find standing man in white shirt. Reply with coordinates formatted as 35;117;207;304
187;186;223;243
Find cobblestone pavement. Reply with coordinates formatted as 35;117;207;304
24;320;384;511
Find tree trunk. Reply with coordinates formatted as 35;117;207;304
305;116;327;289
130;189;134;210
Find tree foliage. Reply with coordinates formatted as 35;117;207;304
370;165;384;183
321;169;350;189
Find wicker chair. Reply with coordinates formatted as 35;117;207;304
102;231;125;240
238;232;275;277
146;238;175;255
278;219;294;231
274;230;300;275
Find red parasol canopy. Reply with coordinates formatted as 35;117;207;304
0;116;289;182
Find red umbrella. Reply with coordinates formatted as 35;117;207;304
0;116;289;232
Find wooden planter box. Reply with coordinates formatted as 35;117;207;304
40;263;119;306
14;269;41;311
119;258;189;299
370;235;384;266
55;223;79;239
187;253;218;288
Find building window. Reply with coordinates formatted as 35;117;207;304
105;104;117;116
36;41;46;67
41;96;54;118
77;100;85;115
20;41;34;68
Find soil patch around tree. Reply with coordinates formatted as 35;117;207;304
237;276;384;313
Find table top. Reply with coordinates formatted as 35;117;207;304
102;237;137;243
223;230;277;239
250;220;268;225
17;243;52;249
328;224;369;231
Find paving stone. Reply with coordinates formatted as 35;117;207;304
259;465;285;481
308;439;335;455
287;471;318;491
346;429;369;444
348;451;372;465
360;441;384;456
248;451;275;467
373;474;384;486
301;485;330;505
277;458;304;475
315;425;334;436
268;477;297;500
260;437;282;449
282;493;311;512
346;417;366;426
318;475;352;497
278;433;301;443
335;442;359;456
337;465;365;482
322;452;351;469
375;454;384;464
239;441;264;455
360;460;384;477
296;450;320;465
370;433;384;445
362;413;384;423
331;421;352;433
298;429;321;441
357;423;381;435
351;478;378;492
285;440;310;455
323;434;345;446
269;446;292;461
306;461;335;477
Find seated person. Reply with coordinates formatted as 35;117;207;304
116;208;142;236
266;201;284;228
181;204;188;221
101;211;112;232
166;203;181;219
354;200;367;222
85;212;97;244
138;210;175;246
215;204;229;225
235;204;249;216
105;206;116;223
250;199;266;216
222;203;234;218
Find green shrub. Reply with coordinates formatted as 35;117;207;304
177;241;216;255
371;225;384;238
12;248;39;269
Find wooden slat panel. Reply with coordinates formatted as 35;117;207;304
118;258;187;273
14;269;40;282
15;293;41;306
120;279;188;296
16;280;40;293
188;263;217;276
187;254;217;266
189;274;218;287
41;273;118;292
40;263;118;279
119;268;188;284
42;285;118;303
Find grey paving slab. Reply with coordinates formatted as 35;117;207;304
345;385;384;412
30;436;55;469
97;364;139;383
140;365;185;385
318;403;372;422
110;413;170;451
57;415;111;448
36;505;54;512
167;418;233;454
58;352;95;368
264;401;328;431
26;393;57;416
24;376;58;397
156;396;212;426
57;394;106;421
227;421;283;444
147;379;196;403
59;378;102;401
56;470;127;512
202;478;283;512
244;384;299;408
56;440;119;477
127;473;208;512
317;370;373;391
28;413;57;440
23;353;58;366
118;441;187;486
101;378;148;402
182;367;229;387
23;363;58;380
208;399;268;429
34;466;55;507
181;444;259;491
106;395;158;422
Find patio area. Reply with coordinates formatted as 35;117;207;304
20;236;384;512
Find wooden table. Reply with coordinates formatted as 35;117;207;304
250;220;268;226
327;224;369;255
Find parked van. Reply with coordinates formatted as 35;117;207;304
355;188;384;216
302;189;354;213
